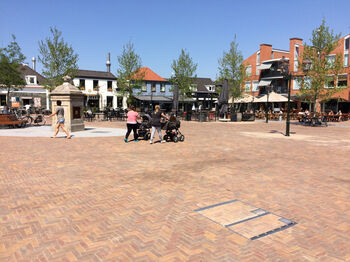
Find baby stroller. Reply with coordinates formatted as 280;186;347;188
163;115;185;143
137;114;152;140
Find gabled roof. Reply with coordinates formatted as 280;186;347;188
76;70;117;80
18;64;47;85
134;67;167;82
193;77;215;92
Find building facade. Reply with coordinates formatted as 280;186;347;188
72;70;125;110
133;67;173;111
243;35;350;112
0;62;50;110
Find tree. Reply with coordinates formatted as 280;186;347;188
217;36;246;110
116;41;143;105
38;27;79;90
0;35;26;107
170;49;197;99
299;19;344;112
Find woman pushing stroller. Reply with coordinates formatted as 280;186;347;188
150;105;168;144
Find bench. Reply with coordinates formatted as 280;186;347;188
0;114;26;127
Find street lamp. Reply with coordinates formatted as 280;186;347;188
265;85;270;123
278;56;292;136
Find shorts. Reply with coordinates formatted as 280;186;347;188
58;118;65;124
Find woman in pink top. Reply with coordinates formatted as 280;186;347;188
124;105;139;143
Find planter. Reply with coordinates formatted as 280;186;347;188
242;113;255;121
230;112;242;122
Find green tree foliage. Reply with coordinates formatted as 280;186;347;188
0;35;26;106
38;27;79;90
116;41;143;105
171;49;197;98
217;36;246;104
299;19;343;112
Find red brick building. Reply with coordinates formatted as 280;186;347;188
243;35;350;112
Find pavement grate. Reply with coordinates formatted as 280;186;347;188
195;199;296;240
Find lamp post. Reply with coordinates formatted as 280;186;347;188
279;56;291;136
265;85;270;123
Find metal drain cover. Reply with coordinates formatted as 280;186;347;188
195;199;296;240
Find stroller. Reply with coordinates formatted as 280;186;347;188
163;115;185;143
137;114;152;140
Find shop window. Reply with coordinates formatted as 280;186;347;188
160;83;165;92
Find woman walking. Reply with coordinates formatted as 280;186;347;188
150;105;168;144
48;100;71;139
124;105;139;143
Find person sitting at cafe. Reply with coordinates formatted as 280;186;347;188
328;110;334;115
337;110;343;121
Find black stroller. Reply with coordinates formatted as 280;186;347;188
163;115;185;143
137;114;152;140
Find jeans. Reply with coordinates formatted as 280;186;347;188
150;126;162;141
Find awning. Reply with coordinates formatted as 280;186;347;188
257;63;272;70
258;80;272;87
21;97;33;99
134;95;173;102
254;92;289;103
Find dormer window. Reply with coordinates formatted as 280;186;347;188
25;75;36;85
206;85;215;91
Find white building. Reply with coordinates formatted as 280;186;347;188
73;70;127;110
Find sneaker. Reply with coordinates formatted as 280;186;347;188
124;138;128;143
134;139;139;142
161;140;166;143
150;140;153;144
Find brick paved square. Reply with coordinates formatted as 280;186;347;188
1;120;350;261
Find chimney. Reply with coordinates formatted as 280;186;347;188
106;53;111;73
32;57;36;71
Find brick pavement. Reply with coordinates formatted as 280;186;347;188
1;120;350;261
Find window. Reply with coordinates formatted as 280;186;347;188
256;52;260;65
93;80;99;91
160;83;165;92
141;82;147;92
294;45;299;72
107;81;112;91
206;85;215;91
246;65;252;76
244;81;251;92
326;55;336;67
304;77;312;89
151;82;156;92
337;74;348;87
79;79;85;90
252;81;259;92
293;78;301;90
325;75;334;88
25;75;36;85
271;51;274;59
344;37;349;67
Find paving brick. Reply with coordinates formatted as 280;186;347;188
1;120;350;261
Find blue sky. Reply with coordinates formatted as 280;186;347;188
1;0;349;79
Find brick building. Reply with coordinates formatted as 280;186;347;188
243;35;350;112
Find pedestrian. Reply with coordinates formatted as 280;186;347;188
124;105;139;143
150;105;168;144
47;100;71;139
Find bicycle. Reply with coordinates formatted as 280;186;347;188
24;113;46;126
